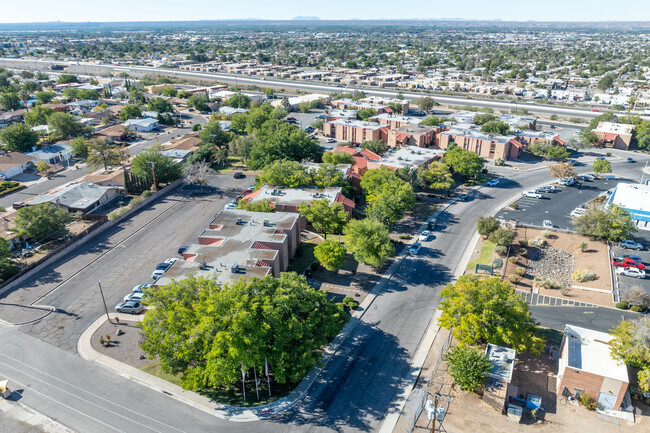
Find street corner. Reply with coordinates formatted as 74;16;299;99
0;303;54;327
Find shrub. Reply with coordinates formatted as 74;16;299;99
508;275;520;283
141;190;153;198
0;206;5;213
579;241;587;252
606;152;612;157
495;158;505;166
560;287;571;296
615;301;630;309
99;335;105;346
510;202;519;210
342;296;358;310
443;346;491;393
518;238;528;247
541;229;552;238
398;234;411;240
630;305;644;313
530;236;546;248
108;207;128;221
533;276;563;291
130;196;144;207
516;248;527;257
515;266;526;277
36;161;50;173
492;258;503;269
489;228;515;246
494;245;508;257
571;269;597;283
579;393;597;410
508;257;518;264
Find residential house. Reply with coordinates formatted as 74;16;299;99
41;104;70;113
483;344;516;413
161;148;194;164
0;152;36;179
219;106;249;117
592;122;635;150
122;118;159;132
81;170;125;187
94;125;128;143
26;143;73;164
0;111;24;128
557;325;630;413
67;99;101;113
29;181;121;213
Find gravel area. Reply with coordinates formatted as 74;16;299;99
91;319;151;369
528;246;575;287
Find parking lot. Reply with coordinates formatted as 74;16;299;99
611;231;650;301
495;177;625;230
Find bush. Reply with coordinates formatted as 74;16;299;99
510;202;519;210
141;190;153;198
630;305;644;313
0;206;5;213
495;158;505;166
541;229;552;238
572;269;597;283
615;301;630;310
108;207;128;221
579;241;587;252
130;196;144;207
508;275;520;283
516;248;527;257
443;346;491;393
579;393;597;410
560;287;571;296
518;238;528;247
533;276;564;291
492;258;503;269
515;266;526;277
530;236;546;248
342;296;358;310
398;234;411;240
489;228;515;246
494;245;508;256
606;152;612;157
508;257;518;264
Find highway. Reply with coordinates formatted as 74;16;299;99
0;58;632;120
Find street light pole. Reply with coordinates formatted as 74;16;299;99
98;280;111;325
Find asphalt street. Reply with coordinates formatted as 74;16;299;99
0;150;649;433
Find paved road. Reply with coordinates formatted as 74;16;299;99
1;151;649;432
2;58;641;121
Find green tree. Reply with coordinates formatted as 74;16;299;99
592;158;612;175
439;275;545;354
361;140;387;156
388;102;403;114
343;218;394;268
129;89;146;104
480;121;510;135
298;199;350;239
199;121;230;148
362;167;415;224
477;216;501;238
597;74;615;91
131;149;182;187
255;160;310;188
298;102;311;113
357;108;378;120
229;136;255;162
418;162;455;191
70;137;89;158
148;97;173;113
314;240;347;271
177;90;191;99
418;96;436;112
574;204;636;242
588;113;618;130
545;145;570;160
56;74;78;84
15;203;70;240
188;94;210;112
0;92;21;111
159;87;178;97
0;123;39;152
226;93;251;109
420;116;444;127
24;105;54;126
87;139;123;171
119;104;142;121
48;112;86;140
444;145;485;177
610;318;650;392
248;120;323;170
236;198;275;213
473;113;497;125
322;151;354;165
35;90;56;104
443;346;492;393
140;273;348;390
62;87;79;101
489;227;515;246
77;89;99;100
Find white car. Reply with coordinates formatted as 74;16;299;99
570;208;586;218
616;267;646;279
486;179;499;187
418;230;431;242
165;258;178;265
409;242;422;255
523;190;544;199
132;284;152;294
123;292;145;302
542;220;553;229
151;269;165;280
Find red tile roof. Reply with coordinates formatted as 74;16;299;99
251;242;271;250
335;193;356;209
359;149;381;160
330;146;357;155
256;260;271;267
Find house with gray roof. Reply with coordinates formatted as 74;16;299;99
29;181;121;213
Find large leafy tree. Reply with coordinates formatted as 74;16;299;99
443;346;492;393
548;161;575;179
70;137;90;158
131;149;182;187
592;159;612;175
322;151;355;165
140;273;348;390
199;121;230;148
148;97;173;113
574;204;636;242
314;240;347;271
439;275;545;355
15;203;70;240
362;140;388;156
119;104;142;121
48;112;86;140
0;122;39;152
444;145;485;177
35;90;56;104
480;121;510;135
298;199;350;239
343;218;394;268
24;105;54;126
357;108;377;120
610;318;650;392
56;74;78;84
417;161;455;191
477;216;501;238
87;139;123;170
0;92;21;111
255;160;311;188
187;94;210;112
229;136;255;162
473;113;497;125
226;93;251;109
362;167;415;225
248;120;323;170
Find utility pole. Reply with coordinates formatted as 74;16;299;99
98;280;111;324
147;161;157;191
432;394;438;433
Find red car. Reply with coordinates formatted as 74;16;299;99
612;257;645;270
241;188;253;194
591;109;599;112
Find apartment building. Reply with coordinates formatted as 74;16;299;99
156;209;301;287
246;185;355;217
372;113;423;129
325;109;358;122
359;96;409;114
439;128;523;160
323;118;388;144
592;122;635;150
327;147;381;176
367;146;444;171
387;124;439;148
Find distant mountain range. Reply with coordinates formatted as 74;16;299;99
292;16;320;20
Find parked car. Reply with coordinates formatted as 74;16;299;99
131;284;151;294
457;193;470;202
570;208;586;218
418;230;431;242
486;179;499;186
558;178;576;186
156;262;172;271
537;185;557;193
224;200;238;210
242;188;253;194
542;220;554;229
620;239;644;250
123;292;145;302
612;257;645;270
177;246;189;255
615;267;646;279
427;218;438;230
523;190;544;199
627;157;635;163
12;202;29;210
165;258;178;265
326;138;337;143
233;172;244;179
621;254;643;262
115;300;145;314
409;242;422;255
151;269;166;279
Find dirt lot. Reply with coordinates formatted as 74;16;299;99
91;319;150;369
505;228;614;307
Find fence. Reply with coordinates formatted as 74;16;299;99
515;222;577;235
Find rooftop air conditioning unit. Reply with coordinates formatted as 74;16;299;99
236;217;243;225
263;218;270;226
231;263;239;273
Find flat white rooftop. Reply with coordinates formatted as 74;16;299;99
565;325;629;383
593;122;635;136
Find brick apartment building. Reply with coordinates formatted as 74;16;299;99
323;118;388;144
439;127;523;160
592;122;635;149
387;124;439;148
245;185;355;217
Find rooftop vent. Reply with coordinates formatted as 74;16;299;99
236;217;243;225
263;218;270;226
231;263;239;273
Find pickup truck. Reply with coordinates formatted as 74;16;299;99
612;257;645;270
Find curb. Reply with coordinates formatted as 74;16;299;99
0;397;75;433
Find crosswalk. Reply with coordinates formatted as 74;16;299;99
517;290;597;308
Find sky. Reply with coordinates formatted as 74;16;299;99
1;0;649;23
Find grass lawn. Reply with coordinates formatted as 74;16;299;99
466;240;495;271
141;360;183;387
212;157;248;174
287;240;317;274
